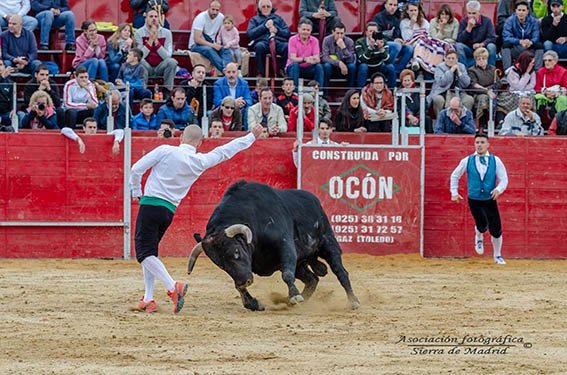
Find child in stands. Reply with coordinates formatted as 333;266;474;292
276;77;298;121
132;98;158;130
216;15;242;69
116;48;152;106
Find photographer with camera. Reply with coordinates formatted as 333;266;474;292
355;23;396;89
156;119;175;138
61;117;124;154
21;90;58;129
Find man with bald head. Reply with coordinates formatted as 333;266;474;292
213;62;253;128
434;96;476;134
129;123;263;314
1;14;42;75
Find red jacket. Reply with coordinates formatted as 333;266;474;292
535;64;567;93
287;105;315;132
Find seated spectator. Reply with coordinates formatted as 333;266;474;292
360;73;395;132
156;118;175;138
276;77;298;120
427;50;474;117
372;0;413;75
247;88;287;136
115;48;152;106
210;96;242;131
499;95;544;135
335;89;367;132
1;15;42;75
541;0;567;59
209;119;225;138
497;50;536;125
250;78;269;105
94;90;127;130
132;98;158;130
183;64;212;126
497;0;515;39
502;1;544;71
533;0;567;18
548;110;567;135
23;64;63;125
135;9;178;94
534;50;567;120
213;62;252;128
189;0;231;73
156;87;194;129
288;93;316;132
468;47;499;129
21;90;58;129
107;23;136;82
32;0;76;51
430;4;458;44
398;69;433;133
246;0;290;78
456;1;498;68
299;0;341;45
130;0;169;29
216;15;241;69
434;96;476;134
355;26;395;89
322;22;356;93
285;18;324;88
61;117;123;154
0;0;38;32
292;117;338;166
307;80;331;121
63;66;98;127
73;20;108;81
0;60;17;129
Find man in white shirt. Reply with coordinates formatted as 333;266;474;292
450;134;509;265
292;117;338;167
61;117;123;154
189;0;232;72
129;123;263;314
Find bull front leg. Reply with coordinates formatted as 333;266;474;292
237;287;265;311
279;239;303;305
295;262;319;301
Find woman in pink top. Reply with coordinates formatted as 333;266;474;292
72;20;109;81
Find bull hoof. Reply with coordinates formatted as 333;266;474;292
289;294;305;305
350;297;361;310
245;298;265;311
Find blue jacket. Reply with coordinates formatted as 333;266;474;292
132;112;158;130
156;102;194;129
213;77;252;108
31;0;70;13
503;14;540;46
457;15;497;47
434;107;476;134
246;8;291;45
94;102;128;130
1;30;38;63
372;9;402;41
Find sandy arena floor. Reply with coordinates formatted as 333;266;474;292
0;254;566;374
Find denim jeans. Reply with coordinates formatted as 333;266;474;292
79;58;109;81
4;59;42;75
386;41;413;73
190;44;232;72
286;63;324;89
254;40;288;76
357;63;397;89
36;10;76;46
0;16;37;32
456;43;497;68
544;41;567;59
323;62;356;93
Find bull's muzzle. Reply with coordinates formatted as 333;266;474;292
236;277;254;289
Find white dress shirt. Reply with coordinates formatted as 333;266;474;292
450;152;508;197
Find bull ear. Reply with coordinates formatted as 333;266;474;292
187;242;203;275
224;224;253;244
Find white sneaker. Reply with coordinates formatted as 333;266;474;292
494;256;506;265
475;238;484;255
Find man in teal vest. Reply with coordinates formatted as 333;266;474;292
450;134;509;265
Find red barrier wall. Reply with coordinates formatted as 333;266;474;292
1;133;567;259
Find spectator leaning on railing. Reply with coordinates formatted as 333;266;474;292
499;95;544;136
61;117;123;154
434;96;476;135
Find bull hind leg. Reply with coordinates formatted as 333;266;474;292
319;236;361;310
295;263;319;301
237;287;264;311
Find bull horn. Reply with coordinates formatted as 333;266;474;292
224;224;253;244
187;242;203;275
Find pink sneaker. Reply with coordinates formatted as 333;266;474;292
167;281;188;313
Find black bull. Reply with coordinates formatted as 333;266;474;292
187;181;360;311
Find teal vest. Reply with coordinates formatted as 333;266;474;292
467;154;496;201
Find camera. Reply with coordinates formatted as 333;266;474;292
163;128;172;138
372;31;383;41
36;102;46;111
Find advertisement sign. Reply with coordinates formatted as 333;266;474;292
299;145;423;255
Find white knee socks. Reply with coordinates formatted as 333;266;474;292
491;236;503;258
142;263;156;303
142;256;176;293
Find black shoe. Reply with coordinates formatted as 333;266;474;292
39;45;49;51
65;44;76;52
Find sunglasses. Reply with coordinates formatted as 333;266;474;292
543;59;554;62
223;106;235;110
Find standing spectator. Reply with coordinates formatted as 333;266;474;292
132;98;158;130
115;48;152;106
156;87;194;129
360;72;395;132
1;15;42;75
335;89;366;132
246;0;290;78
189;0;231;73
292;117;338;166
209;119;225;138
130;0;169;29
107;23;136;82
502;1;544;71
534;50;567;116
427;50;473;117
321;22;356;93
73;20;108;81
183;64;212;126
355;25;396;89
499;95;544;136
210;96;242;131
299;0;341;45
32;0;76;51
0;60;16;130
21;90;58;129
456;1;498;68
23;64;62;124
541;0;567;59
287;93;316;132
307;80;331;121
286;18;324;88
216;15;241;68
434;96;476;134
63;66;98;127
498;50;536;124
0;0;38;32
276;77;298;120
94;90;127;130
468;47;498;129
213;62;252;128
247;88;287;135
372;0;413;75
61;117;124;154
398;69;433;133
430;5;458;44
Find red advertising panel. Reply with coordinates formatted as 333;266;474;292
299;145;423;255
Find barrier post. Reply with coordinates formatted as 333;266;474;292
392;88;399;146
11;82;18;132
488;95;495;137
202;85;209;137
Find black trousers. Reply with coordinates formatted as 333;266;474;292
468;198;502;238
134;204;174;263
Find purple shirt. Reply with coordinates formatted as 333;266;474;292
286;34;320;69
